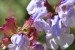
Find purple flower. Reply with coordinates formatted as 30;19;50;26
34;18;51;32
32;7;47;21
26;0;46;15
61;7;75;27
57;0;75;19
60;0;75;6
46;33;74;50
30;43;44;50
26;0;47;21
27;0;48;32
51;15;62;37
8;33;30;50
56;0;75;27
26;0;75;50
27;0;48;33
46;23;74;50
46;15;74;50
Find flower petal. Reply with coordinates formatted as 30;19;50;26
51;15;62;37
56;34;74;49
46;37;58;50
26;0;36;14
31;44;44;50
10;33;30;50
60;0;75;6
61;7;75;27
26;0;45;15
8;44;16;50
34;19;44;31
32;7;47;21
11;33;30;47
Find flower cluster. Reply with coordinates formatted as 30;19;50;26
0;0;75;50
0;16;44;50
27;0;75;50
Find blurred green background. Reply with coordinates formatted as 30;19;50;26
0;0;75;50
